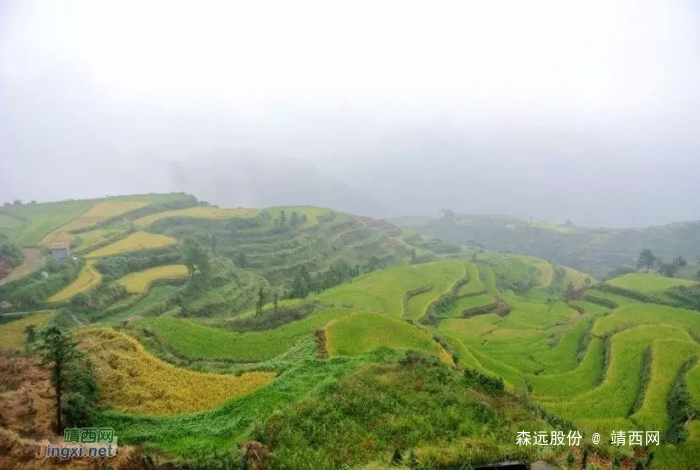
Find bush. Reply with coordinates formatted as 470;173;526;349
230;301;321;332
463;367;505;394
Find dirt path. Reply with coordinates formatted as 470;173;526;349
0;248;43;285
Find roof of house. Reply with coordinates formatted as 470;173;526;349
48;242;71;250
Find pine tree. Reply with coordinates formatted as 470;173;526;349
36;326;82;433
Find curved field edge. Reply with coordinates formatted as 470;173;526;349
85;232;177;258
133;207;260;227
94;348;407;456
325;311;454;365
47;260;101;303
0;310;54;349
77;328;276;415
117;264;189;294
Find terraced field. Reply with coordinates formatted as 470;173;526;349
606;272;696;302
133;307;355;362
3;194;700;468
117;264;189;294
435;263;700;466
78;328;276;415
72;228;125;253
47;260;101;303
133;206;259;227
42;201;148;244
85;231;176;258
0;311;53;349
0;193;192;246
325;312;453;364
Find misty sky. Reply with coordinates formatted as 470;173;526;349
1;0;699;227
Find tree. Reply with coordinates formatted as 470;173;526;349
290;266;312;299
36;326;82;433
24;324;37;346
279;210;287;228
441;209;455;221
673;255;688;268
235;251;247;268
659;263;678;278
256;287;266;315
584;277;592;288
290;212;300;228
181;238;211;279
273;291;279;312
637;249;656;272
410;248;417;264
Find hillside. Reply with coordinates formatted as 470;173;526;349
1;194;700;468
394;213;700;278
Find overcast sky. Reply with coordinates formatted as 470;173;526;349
1;0;699;226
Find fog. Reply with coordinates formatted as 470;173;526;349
2;0;700;227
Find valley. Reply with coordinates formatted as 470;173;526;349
1;194;699;469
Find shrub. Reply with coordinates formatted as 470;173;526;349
463;367;505;394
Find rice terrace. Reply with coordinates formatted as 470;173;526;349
1;193;700;469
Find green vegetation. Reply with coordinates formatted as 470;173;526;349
606;272;696;303
325;312;453;364
116;264;189;294
399;212;700;278
86;232;177;258
3;193;700;468
259;356;564;469
132;308;354;362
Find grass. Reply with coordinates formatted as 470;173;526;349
0;311;53;349
47;260;101;303
117;264;189;294
42;201;148;244
133;206;259;227
85;232;176;258
77;328;275;415
132;307;354;362
260;359;564;469
325;312;453;364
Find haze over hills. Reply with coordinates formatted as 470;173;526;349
394;212;700;278
167;152;391;218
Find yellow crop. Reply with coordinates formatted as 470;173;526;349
42;201;148;244
117;264;189;294
48;260;101;303
77;328;276;415
85;232;176;258
133;207;259;227
0;311;54;349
